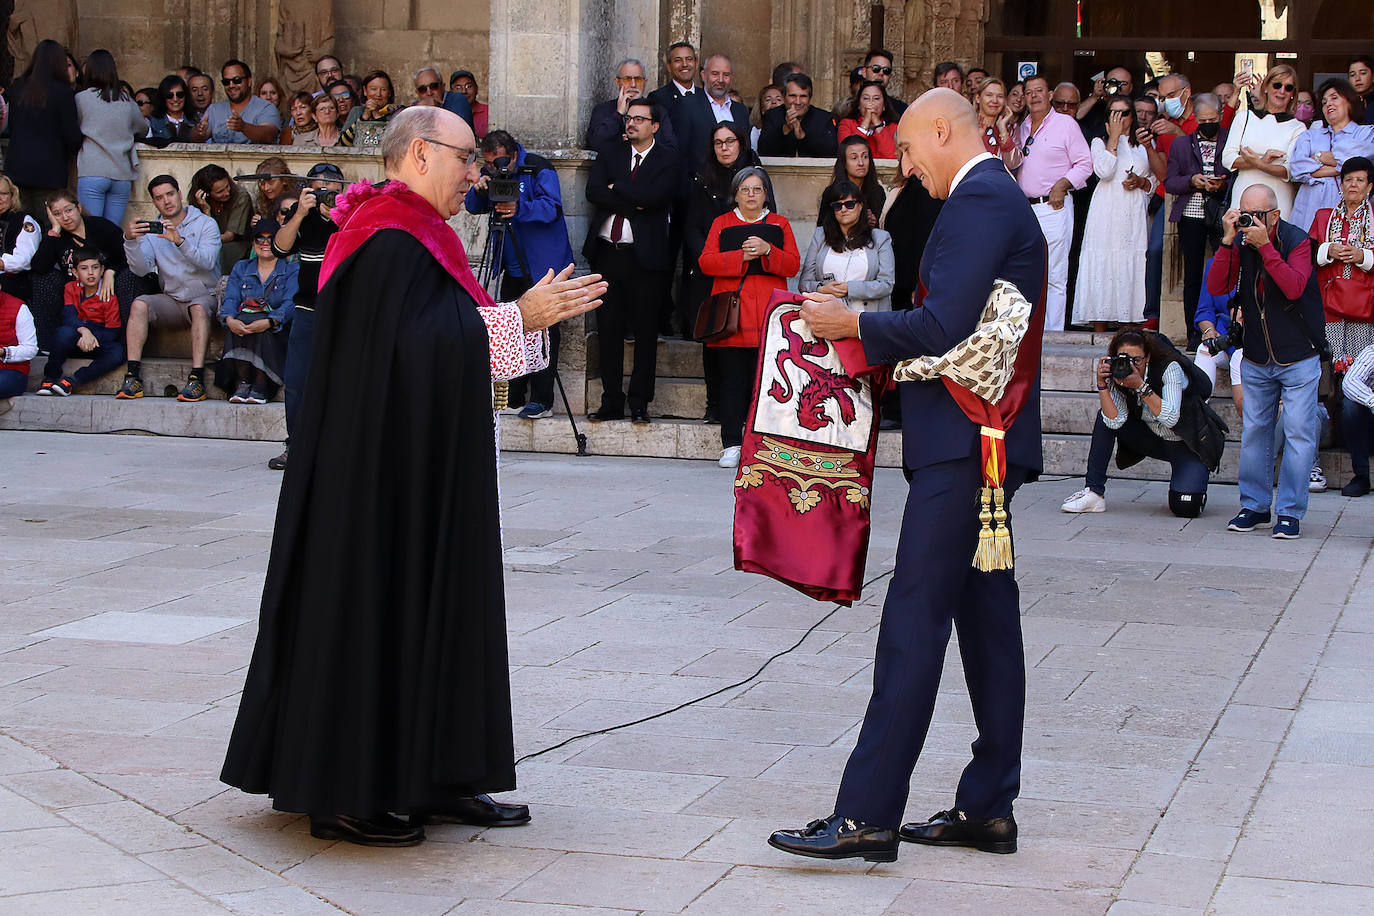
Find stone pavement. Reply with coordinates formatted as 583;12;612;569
1;430;1371;915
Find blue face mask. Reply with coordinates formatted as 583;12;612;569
1162;95;1185;119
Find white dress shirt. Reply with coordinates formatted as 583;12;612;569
598;140;656;244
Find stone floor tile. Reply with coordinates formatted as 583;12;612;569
872;840;1136;893
0;692;211;736
140;843;288;895
563;734;789;779
1212;704;1296;742
0;766;123;808
0;784;65;831
1211;876;1374;914
503;852;729;911
58;799;207;855
282;841;558;902
0;734;57;776
886;878;1111;915
1117;853;1225;908
683;864;911;912
0;826;164;895
0;879;232;915
477;805;728;859
213;885;350;915
30;611;251;645
515;761;722;814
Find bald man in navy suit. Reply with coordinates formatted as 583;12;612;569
769;89;1048;863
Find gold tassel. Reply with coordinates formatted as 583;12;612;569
493;379;509;410
990;486;1014;570
973;486;997;572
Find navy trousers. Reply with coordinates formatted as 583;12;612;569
283;307;315;444
44;324;125;384
0;367;25;398
835;455;1029;829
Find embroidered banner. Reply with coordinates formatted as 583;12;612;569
732;291;890;605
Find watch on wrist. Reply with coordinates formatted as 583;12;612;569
1137;383;1154;400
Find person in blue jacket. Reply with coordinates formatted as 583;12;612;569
465;130;576;419
1193;254;1244;418
218;218;299;404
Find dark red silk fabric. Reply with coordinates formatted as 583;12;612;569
732;290;890;605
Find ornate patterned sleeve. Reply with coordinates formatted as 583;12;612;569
477;303;550;381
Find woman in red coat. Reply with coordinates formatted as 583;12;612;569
698;166;800;468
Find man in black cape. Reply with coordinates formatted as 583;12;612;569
220;107;606;847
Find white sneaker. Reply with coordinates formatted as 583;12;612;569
1309;465;1327;492
1061;488;1106;513
718;446;741;468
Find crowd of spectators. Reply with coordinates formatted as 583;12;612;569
1;37;1373;526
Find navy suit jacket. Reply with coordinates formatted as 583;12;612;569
673;91;752;173
859;157;1047;473
584;98;680;156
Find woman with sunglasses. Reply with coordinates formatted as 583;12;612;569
217;217;299;405
800;179;894;314
685;122;767;424
146;75;197;143
1224;63;1308;218
133;88;156;121
1062;328;1213;518
697;166;800;468
1288;78;1374;236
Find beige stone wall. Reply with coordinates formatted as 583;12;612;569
333;0;489;105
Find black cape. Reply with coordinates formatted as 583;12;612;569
220;229;515;814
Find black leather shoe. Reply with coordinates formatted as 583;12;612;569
1342;475;1371;497
630;407;650;424
309;813;425;847
899;808;1017;854
412;794;531;828
702;407;719;424
268;448;288;471
587;408;624;422
768;814;898;862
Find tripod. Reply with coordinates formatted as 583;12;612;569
475;212;589;457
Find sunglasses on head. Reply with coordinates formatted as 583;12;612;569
416;81;442;93
221;75;247;86
830;199;861;211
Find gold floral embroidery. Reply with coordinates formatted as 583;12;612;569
733;437;870;514
789;488;822;513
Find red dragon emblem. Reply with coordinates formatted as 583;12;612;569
767;309;862;431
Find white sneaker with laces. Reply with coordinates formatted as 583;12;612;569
1309;465;1327;492
718;446;741;468
1061;488;1106;513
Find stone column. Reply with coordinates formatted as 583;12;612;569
488;0;659;149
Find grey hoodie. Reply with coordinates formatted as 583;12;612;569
124;205;222;301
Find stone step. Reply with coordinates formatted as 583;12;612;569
1045;390;1243;441
586;377;708;421
23;358;277;402
0;393;285;441
585;333;704;379
1042;433;1353;488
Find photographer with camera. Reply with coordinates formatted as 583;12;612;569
465;129;574;420
268;163;346;470
1077;66;1134;141
1062;328;1218;518
1207;184;1325;538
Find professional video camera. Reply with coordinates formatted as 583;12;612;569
480;156;533;205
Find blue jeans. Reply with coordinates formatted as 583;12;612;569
1143;203;1165;321
1238;356;1321;519
283;306;314;444
76;176;132;226
1084;413;1210;513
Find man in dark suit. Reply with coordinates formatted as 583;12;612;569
646;41;699;121
757;73;838;158
582;98;680;423
674;53;751;172
769;89;1048;863
584;59;679;156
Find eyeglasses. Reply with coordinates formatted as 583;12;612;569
165;90;185;99
830;199;861;211
421;136;480;166
622;114;654;124
1051;99;1078;110
1242;208;1274;220
317;67;342;78
1116;355;1146;366
416;81;442;93
616;76;647;85
221;75;247;86
868;65;893;75
1270;82;1296;93
713;137;740;147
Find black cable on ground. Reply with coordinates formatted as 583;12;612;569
515;567;896;765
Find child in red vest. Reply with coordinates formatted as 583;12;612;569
0;289;36;412
37;248;125;396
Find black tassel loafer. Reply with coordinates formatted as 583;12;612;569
768;814;899;862
309;812;425;847
899;808;1017;854
411;794;531;828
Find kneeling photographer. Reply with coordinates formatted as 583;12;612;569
465;129;575;420
1063;328;1226;518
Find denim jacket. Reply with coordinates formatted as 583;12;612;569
219;256;299;330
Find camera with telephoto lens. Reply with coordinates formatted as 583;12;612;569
1104;77;1125;95
1110;353;1137;380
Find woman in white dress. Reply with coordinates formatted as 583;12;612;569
1223;63;1306;218
1073;97;1155;330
